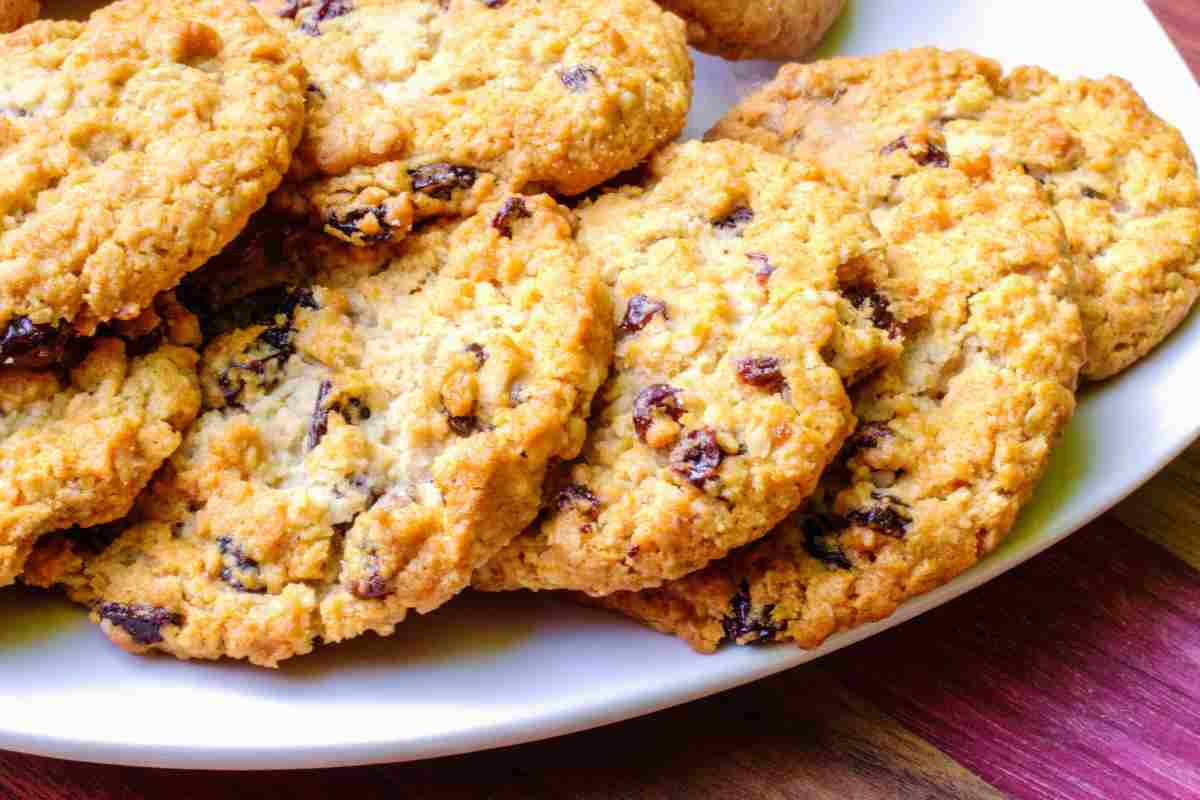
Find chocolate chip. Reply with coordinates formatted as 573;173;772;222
619;294;667;335
306;380;334;450
845;504;910;537
558;65;599;93
879;136;948;167
0;317;71;369
735;357;785;392
301;0;352;35
845;421;891;455
747;252;775;285
802;513;851;569
555;484;601;518
632;384;683;443
409;163;478;200
844;286;901;338
98;603;182;646
712;206;754;237
326;205;391;243
670;429;724;488
492;197;531;238
217;536;265;594
466;342;488;367
722;580;782;645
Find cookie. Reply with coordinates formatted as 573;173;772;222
0;0;37;33
54;196;611;667
597;162;1085;651
474;140;901;596
657;0;844;61
0;0;306;336
709;48;1200;379
259;0;692;245
0;293;202;588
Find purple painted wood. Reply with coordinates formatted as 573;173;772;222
829;517;1200;800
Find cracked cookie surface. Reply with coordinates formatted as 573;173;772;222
709;48;1200;379
0;0;306;334
51;196;610;667
596;162;1085;652
475;140;901;596
657;0;844;61
1;293;202;588
261;0;691;245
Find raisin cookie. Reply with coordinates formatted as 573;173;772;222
710;48;1200;379
597;160;1085;651
475;140;901;596
260;0;692;245
56;196;610;667
0;293;202;587
0;0;306;336
657;0;844;61
0;0;37;33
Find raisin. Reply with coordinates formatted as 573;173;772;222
352;570;392;599
802;513;851;569
217;537;265;593
306;83;325;98
408;163;478;200
735;357;785;392
722;580;781;644
306;380;334;450
0;317;70;369
845;504;910;537
880;136;909;156
447;414;480;437
670;429;724;488
555;484;600;518
277;0;300;17
632;384;683;442
879;136;948;167
301;0;352;35
845;421;891;454
492;197;531;238
559;65;599;93
0;107;29;118
326;205;391;243
712;206;754;237
466;342;488;367
479;0;507;6
844;286;901;338
619;294;668;334
747;252;775;285
98;603;182;646
344;397;372;423
1082;186;1104;200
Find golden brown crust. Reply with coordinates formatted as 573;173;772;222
658;0;845;61
0;0;37;33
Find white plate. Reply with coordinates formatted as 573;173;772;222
5;0;1200;770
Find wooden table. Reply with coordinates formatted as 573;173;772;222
5;2;1200;797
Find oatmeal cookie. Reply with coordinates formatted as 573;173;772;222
475;140;901;596
597;163;1085;651
0;293;202;587
0;0;306;335
657;0;845;61
709;48;1200;379
260;0;691;245
0;0;37;33
56;196;610;667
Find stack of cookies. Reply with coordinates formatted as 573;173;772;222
3;0;1196;668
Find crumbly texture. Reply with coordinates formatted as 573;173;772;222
55;196;611;667
598;162;1085;652
261;0;692;245
657;0;844;61
475;140;900;596
709;48;1200;379
0;0;37;33
0;0;306;333
1;294;202;587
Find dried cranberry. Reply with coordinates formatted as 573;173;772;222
722;580;782;644
326;205;391;243
735;357;785;392
747;252;775;285
844;286;901;338
555;484;601;518
98;603;182;645
492;197;531;238
408;163;478;200
559;65;599;93
670;429;724;488
712;206;754;237
845;504;910;537
632;384;683;442
619;294;668;335
301;0;352;35
802;513;851;569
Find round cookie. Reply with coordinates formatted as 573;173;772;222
597;163;1085;651
56;196;611;667
709;48;1200;380
259;0;692;245
0;0;37;33
0;0;306;336
0;293;203;587
474;140;901;596
657;0;845;61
